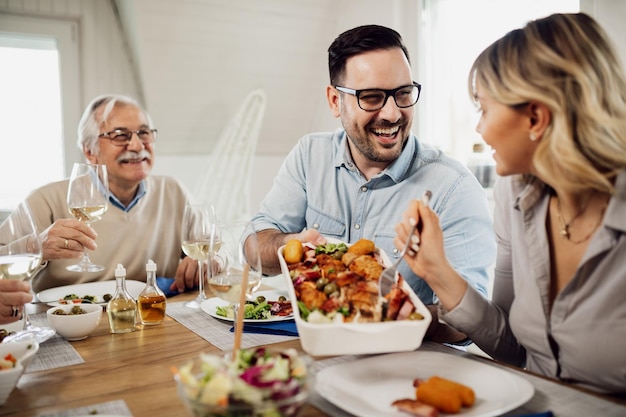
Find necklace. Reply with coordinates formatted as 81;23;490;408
555;192;606;244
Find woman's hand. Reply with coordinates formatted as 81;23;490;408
395;199;468;312
0;280;32;325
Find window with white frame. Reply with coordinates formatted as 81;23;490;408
0;14;81;212
417;0;580;166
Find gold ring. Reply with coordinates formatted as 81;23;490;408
64;239;69;249
11;306;19;318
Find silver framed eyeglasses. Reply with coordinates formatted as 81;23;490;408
334;82;421;111
98;128;158;146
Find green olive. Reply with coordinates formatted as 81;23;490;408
52;309;66;315
103;293;112;302
408;312;424;320
70;306;86;315
278;296;287;302
256;296;266;303
331;250;345;260
323;282;338;295
315;277;329;291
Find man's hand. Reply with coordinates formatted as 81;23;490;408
257;228;327;275
39;219;97;261
172;257;201;293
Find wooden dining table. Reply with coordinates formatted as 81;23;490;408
4;290;626;417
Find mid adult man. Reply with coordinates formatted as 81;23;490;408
251;25;495;342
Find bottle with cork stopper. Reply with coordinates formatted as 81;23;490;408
107;263;137;333
138;259;166;325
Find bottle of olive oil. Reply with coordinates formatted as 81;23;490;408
138;259;166;325
107;263;137;333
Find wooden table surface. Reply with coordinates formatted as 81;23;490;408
4;291;625;417
4;292;327;417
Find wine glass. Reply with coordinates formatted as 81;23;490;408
207;221;262;326
0;201;56;343
66;163;109;272
181;203;220;309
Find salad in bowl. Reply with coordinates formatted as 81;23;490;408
174;347;312;417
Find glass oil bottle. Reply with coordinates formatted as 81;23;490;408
138;259;166;325
107;263;137;333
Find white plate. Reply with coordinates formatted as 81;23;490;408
36;280;146;306
201;290;294;323
316;351;534;417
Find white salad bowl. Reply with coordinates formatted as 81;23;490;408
0;339;40;405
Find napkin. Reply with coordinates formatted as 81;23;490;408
156;277;180;298
229;320;299;337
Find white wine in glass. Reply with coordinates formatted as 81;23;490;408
181;203;220;309
207;221;262;319
0;201;56;343
66;163;109;272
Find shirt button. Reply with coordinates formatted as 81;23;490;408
392;248;399;254
313;223;319;229
354;224;361;230
360;186;368;192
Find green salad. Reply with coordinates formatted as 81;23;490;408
215;295;289;320
175;347;310;416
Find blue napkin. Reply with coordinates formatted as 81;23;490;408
156;277;180;298
229;320;299;337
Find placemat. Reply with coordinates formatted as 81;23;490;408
25;312;84;372
36;399;133;416
167;301;298;351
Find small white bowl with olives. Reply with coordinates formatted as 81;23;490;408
46;303;102;341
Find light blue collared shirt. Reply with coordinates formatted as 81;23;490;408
252;128;496;304
109;180;147;212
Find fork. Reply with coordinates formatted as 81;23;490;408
378;190;432;298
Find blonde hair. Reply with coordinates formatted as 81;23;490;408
469;13;626;194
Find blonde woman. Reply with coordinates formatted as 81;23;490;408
396;13;626;394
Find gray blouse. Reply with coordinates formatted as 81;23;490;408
441;171;626;395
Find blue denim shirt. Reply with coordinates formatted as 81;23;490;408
109;180;146;212
252;129;495;304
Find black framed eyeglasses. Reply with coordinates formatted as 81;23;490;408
335;82;421;111
98;128;158;146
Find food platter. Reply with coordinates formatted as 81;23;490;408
200;290;294;323
316;350;534;417
36;280;145;306
278;237;432;356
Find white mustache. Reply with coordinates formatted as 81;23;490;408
117;150;151;163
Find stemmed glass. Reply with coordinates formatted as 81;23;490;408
207;221;262;328
66;163;109;272
0;202;56;343
181;203;220;309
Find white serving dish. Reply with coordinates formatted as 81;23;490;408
278;240;431;356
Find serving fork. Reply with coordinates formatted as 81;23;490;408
378;190;432;298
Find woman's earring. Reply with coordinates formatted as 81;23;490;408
529;132;537;141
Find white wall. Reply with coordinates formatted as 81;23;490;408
152;153;283;216
1;0;625;217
